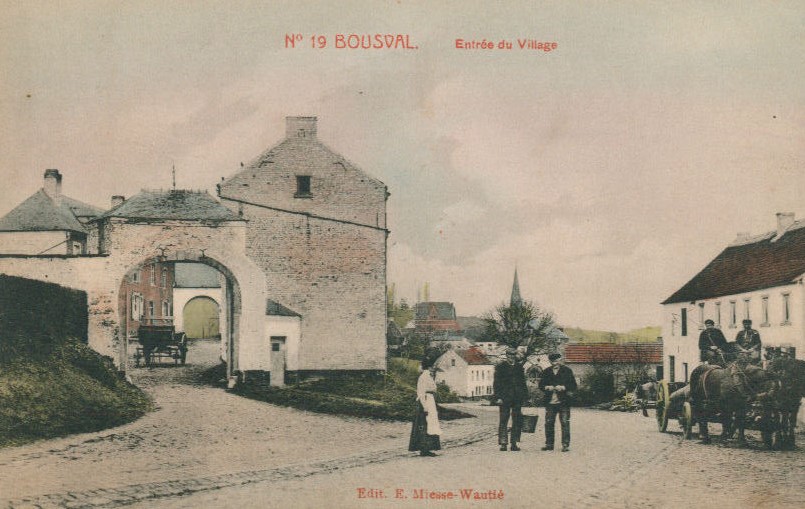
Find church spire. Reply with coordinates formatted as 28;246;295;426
510;267;522;306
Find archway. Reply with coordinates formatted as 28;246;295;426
183;296;220;339
117;256;241;378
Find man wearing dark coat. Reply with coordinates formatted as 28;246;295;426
733;319;762;365
493;348;528;451
539;353;577;452
698;319;728;364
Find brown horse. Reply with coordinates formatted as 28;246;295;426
766;357;805;449
688;363;777;444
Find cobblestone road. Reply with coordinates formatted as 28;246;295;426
1;342;802;509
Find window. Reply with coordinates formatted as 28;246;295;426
150;264;156;285
683;362;689;383
698;303;705;329
761;296;769;326
730;301;737;327
131;293;144;321
162;300;169;317
782;293;791;324
131;270;140;283
148;301;155;317
451;359;455;367
744;298;751;320
669;356;676;383
295;175;311;197
681;308;687;337
715;302;721;327
161;268;168;288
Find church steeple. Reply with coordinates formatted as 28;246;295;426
510;267;522;306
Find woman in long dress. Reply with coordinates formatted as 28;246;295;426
408;358;442;456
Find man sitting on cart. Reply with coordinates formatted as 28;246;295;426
698;319;728;366
731;319;762;366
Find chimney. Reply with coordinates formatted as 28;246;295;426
776;212;795;238
285;116;317;140
43;169;62;201
111;195;125;208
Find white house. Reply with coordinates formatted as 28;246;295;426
434;347;495;399
662;212;805;422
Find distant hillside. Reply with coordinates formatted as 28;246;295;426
563;326;661;344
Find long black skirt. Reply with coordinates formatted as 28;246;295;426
408;401;441;452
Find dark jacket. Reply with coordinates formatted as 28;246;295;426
539;365;578;406
698;328;728;353
493;361;528;404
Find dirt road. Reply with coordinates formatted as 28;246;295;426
1;341;802;508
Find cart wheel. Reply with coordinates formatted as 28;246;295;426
682;402;693;439
656;380;669;432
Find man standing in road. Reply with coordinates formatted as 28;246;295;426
734;319;762;365
698;319;728;365
493;348;528;451
539;353;577;452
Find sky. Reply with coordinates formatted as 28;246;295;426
1;1;802;331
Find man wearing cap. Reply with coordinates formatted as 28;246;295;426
493;348;528;451
698;319;728;365
734;319;762;365
539;353;577;452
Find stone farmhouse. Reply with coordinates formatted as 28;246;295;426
0;116;388;383
662;213;804;421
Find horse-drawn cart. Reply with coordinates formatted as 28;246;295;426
134;323;188;367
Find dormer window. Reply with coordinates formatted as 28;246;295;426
295;175;312;198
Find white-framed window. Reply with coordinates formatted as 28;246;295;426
743;298;751;320
730;301;737;327
131;293;144;321
698;303;705;329
131;270;140;283
782;293;791;324
162;300;170;317
148;301;155;317
161;268;168;288
761;296;769;326
715;302;721;327
150;264;156;285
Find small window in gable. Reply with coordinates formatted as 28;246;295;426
295;175;311;197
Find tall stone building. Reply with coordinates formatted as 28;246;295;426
219;116;389;374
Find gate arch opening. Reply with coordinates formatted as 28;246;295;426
182;296;220;339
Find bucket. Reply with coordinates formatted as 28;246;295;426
521;414;539;433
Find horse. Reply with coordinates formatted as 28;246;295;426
688;363;778;445
765;357;805;449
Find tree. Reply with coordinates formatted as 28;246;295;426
482;300;560;361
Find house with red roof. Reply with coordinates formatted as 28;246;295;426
434;347;495;399
662;213;805;387
563;341;663;388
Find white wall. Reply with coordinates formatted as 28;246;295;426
264;315;301;371
0;231;70;255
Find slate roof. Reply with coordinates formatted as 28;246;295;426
174;263;221;288
266;299;301;317
564;342;663;364
95;190;243;222
663;222;805;304
415;302;457;321
0;190;102;233
456;347;493;365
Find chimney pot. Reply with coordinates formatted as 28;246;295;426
111;195;125;208
43;169;62;201
285;116;317;140
776;212;795;238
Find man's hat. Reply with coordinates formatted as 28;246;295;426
704;319;715;325
548;353;562;362
742;319;752;325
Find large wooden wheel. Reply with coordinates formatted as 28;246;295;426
656;380;670;432
682;401;694;439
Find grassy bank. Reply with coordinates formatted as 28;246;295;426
0;340;152;447
205;357;470;421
